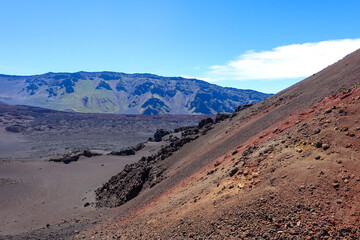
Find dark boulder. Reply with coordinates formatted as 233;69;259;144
5;125;23;133
109;143;145;156
174;126;194;133
153;129;171;142
96;163;152;207
198;117;214;129
49;154;80;164
49;150;101;164
215;113;231;123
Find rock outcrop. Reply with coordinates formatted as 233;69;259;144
49;150;101;164
96;114;229;208
108;143;145;156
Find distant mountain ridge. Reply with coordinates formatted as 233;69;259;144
0;72;271;114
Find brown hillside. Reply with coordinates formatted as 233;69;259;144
76;49;360;239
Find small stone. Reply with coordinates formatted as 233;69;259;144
313;128;321;134
324;108;332;114
346;132;355;137
84;202;90;207
298;185;305;191
262;232;270;239
336;199;343;204
229;167;238;177
344;179;349;183
315;155;321;160
322;144;330;150
340;127;348;132
270;178;276;187
237;161;245;168
332;182;339;189
314;141;322;148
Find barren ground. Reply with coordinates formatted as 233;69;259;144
0;104;205;237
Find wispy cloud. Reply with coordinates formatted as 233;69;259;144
207;39;360;81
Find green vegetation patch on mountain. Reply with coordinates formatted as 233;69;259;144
0;72;272;114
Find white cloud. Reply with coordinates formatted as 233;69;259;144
207;39;360;81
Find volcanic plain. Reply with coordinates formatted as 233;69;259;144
0;104;205;237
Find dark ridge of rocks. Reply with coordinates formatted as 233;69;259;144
230;103;254;118
0;101;207;160
108;143;145;156
96;162;152;208
49;150;101;164
95;117;220;208
95;113;232;208
152;129;171;142
95;133;200;208
181;126;199;137
82;150;101;158
234;104;253;113
174;126;194;133
5;125;23;133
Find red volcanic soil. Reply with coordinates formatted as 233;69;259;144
75;49;360;239
80;85;360;240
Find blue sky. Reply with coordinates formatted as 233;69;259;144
1;0;360;93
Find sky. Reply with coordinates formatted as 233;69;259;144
1;0;360;93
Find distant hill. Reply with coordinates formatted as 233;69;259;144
0;72;271;114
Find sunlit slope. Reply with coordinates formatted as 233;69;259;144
80;49;360;239
0;72;271;114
